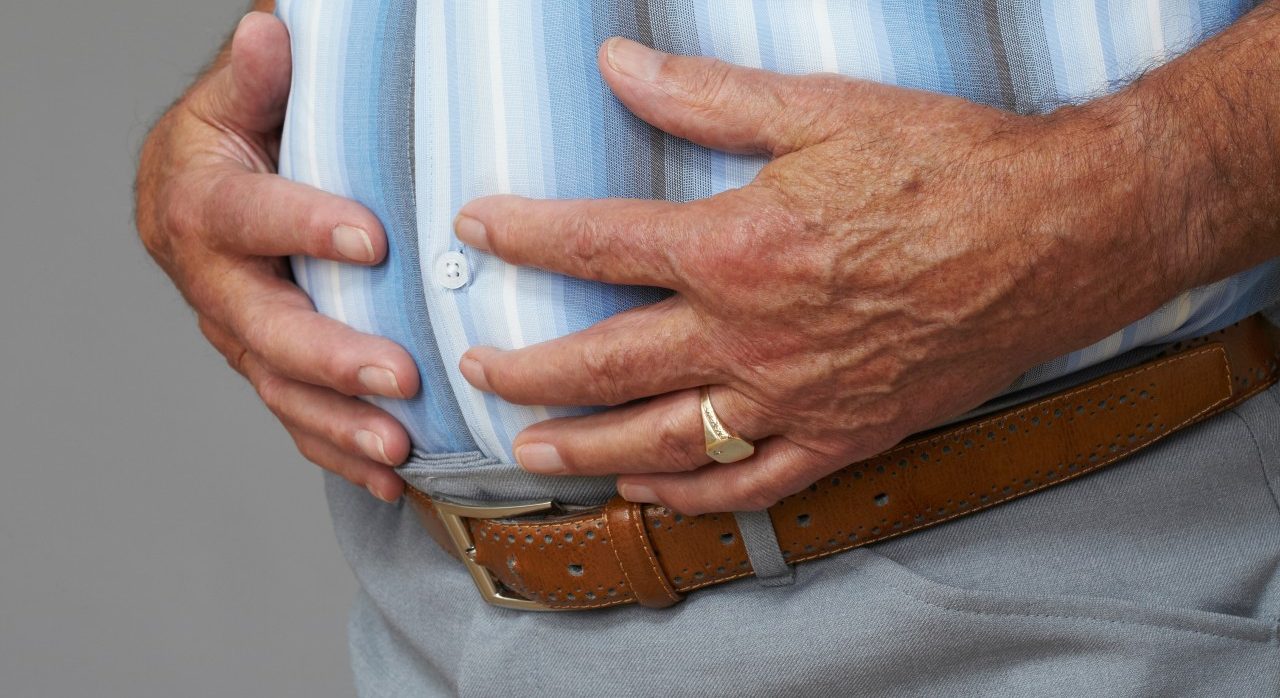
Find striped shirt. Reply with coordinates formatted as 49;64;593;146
277;0;1280;466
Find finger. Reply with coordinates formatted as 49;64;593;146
198;316;250;378
212;263;420;400
192;12;294;136
598;37;845;156
511;385;772;477
454;194;739;289
240;352;411;467
617;437;841;515
199;168;387;264
459;299;714;407
292;432;405;504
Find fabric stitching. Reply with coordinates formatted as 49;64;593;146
603;507;646;608
861;344;1231;467
1225;406;1280;624
880;575;1276;645
631;506;681;602
415;339;1274;609
786;345;1234;565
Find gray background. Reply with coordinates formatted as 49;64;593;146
1;3;357;696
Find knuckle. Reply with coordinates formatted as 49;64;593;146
160;179;203;242
196;316;220;343
564;210;605;270
292;435;325;467
653;411;702;472
733;472;783;511
680;59;735;111
317;342;360;391
725;395;771;440
202;175;246;243
253;372;289;412
580;343;627;406
311;408;345;447
225;347;251;377
237;302;294;364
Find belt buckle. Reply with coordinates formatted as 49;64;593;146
431;496;559;611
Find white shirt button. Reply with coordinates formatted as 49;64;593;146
435;251;470;290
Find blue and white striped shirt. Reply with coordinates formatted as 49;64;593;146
278;0;1280;466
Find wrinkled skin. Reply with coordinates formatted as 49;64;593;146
135;13;416;502
139;7;1280;513
453;38;1227;514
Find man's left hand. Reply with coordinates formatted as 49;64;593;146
453;37;1191;515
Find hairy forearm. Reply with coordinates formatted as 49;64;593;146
1123;1;1280;292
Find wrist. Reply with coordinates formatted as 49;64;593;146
996;101;1184;359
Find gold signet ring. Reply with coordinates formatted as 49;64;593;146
700;386;755;464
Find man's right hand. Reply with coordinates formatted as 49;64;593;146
135;12;418;503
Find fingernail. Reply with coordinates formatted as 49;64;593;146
619;484;661;504
516;443;566;475
366;483;396;504
333;225;375;263
459;357;493;392
606;37;664;82
355;430;393;465
358;366;403;398
453;215;490;252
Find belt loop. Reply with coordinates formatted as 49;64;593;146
603;496;683;608
733;510;795;587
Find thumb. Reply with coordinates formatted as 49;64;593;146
193;12;293;136
598;37;840;156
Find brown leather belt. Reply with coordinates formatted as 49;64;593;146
406;315;1280;611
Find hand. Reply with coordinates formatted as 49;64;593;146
135;13;419;503
453;38;1188;514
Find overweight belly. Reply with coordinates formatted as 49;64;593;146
277;0;1279;463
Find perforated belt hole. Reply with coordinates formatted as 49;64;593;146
873;493;889;507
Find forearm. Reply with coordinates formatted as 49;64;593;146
1124;1;1280;293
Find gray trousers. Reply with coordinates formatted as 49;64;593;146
328;380;1280;697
